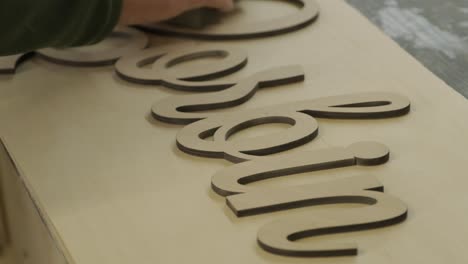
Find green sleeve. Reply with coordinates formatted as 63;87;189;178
0;0;122;56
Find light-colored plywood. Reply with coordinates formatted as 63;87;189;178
173;92;409;162
37;27;149;67
0;147;7;250
0;143;68;264
254;177;407;257
140;0;320;39
115;46;249;90
1;0;468;263
211;142;390;195
0;247;18;264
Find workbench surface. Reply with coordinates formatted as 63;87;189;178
1;1;468;264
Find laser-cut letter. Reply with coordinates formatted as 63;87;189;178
212;141;390;195
37;27;149;67
175;93;409;162
0;53;34;74
254;185;407;257
140;0;320;40
211;143;406;257
116;46;250;91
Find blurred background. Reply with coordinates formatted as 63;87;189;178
347;0;468;98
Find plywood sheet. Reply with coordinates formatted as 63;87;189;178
0;143;67;264
0;0;468;264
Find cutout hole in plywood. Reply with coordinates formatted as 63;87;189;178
243;169;362;190
227;123;293;142
164;51;230;76
136;55;164;68
288;221;395;245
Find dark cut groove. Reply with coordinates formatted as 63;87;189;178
257;211;407;257
224;116;297;140
176;71;305;113
231;196;378;217
135;8;319;41
239;128;318;156
331;101;391;108
300;103;411;119
237;158;355;186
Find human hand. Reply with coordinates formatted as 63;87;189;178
119;0;234;25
